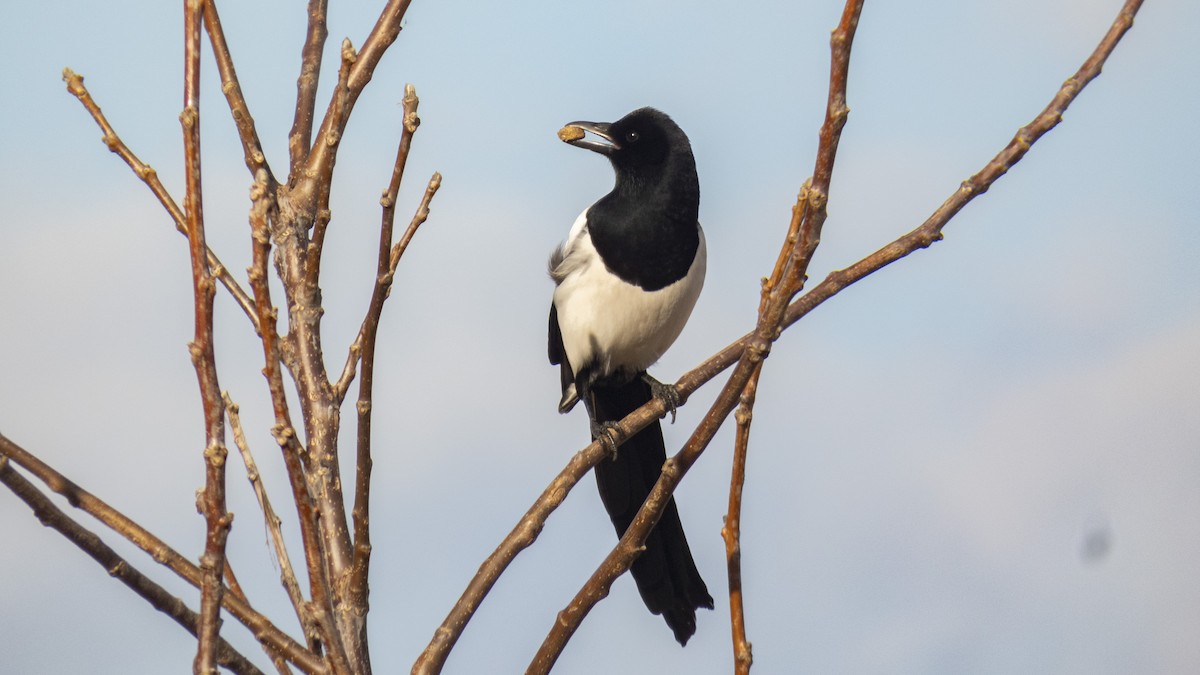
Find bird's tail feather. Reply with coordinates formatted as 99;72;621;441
590;377;713;645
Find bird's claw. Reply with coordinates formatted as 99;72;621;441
643;374;680;424
591;420;621;460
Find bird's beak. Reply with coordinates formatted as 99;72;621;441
560;121;616;156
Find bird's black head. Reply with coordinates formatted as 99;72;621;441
559;107;701;289
562;107;693;177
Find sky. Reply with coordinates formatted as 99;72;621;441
1;0;1198;673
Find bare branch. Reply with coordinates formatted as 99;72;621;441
334;168;441;402
182;0;232;669
334;85;423;400
697;8;865;668
262;22;419;665
247;171;347;666
412;395;665;674
202;0;275;182
0;457;264;675
224;392;310;641
347;84;426;617
305;38;357;292
267;12;426;665
61;67;261;334
527;347;768;673
398;174;441;264
0;434;327;675
289;0;329;177
413;449;610;674
723;365;760;675
783;0;1146;335
300;0;413;200
766;0;863;328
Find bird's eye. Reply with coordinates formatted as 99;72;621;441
625;130;640;143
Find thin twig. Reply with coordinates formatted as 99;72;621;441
347;84;424;617
791;1;860;283
771;0;863;327
334;85;420;400
0;434;327;675
334;167;439;402
344;156;439;670
61;68;260;334
300;0;413;203
289;0;329;178
224;393;310;642
723;365;760;675
0;457;264;675
182;0;232;670
305;37;357;292
202;0;275;183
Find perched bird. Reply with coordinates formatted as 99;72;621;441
548;107;713;645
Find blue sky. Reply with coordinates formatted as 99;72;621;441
2;0;1198;673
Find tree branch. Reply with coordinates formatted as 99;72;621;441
334;171;441;401
0;433;327;675
202;0;275;183
224;393;311;646
183;2;232;671
247;170;346;665
299;0;412;200
723;365;760;675
305;38;358;294
289;0;328;178
266;17;417;664
527;347;768;673
347;84;427;617
0;457;264;675
781;0;1146;336
334;85;424;401
270;7;417;665
61;67;261;335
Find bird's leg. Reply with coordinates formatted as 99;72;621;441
580;380;621;460
641;372;680;424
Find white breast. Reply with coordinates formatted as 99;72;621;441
551;210;706;380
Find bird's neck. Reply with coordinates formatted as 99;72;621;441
609;160;699;228
588;161;700;291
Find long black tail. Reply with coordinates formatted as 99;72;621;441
590;377;713;645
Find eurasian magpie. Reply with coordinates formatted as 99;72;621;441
548;107;713;645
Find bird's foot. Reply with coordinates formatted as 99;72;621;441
642;373;680;424
590;420;621;460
